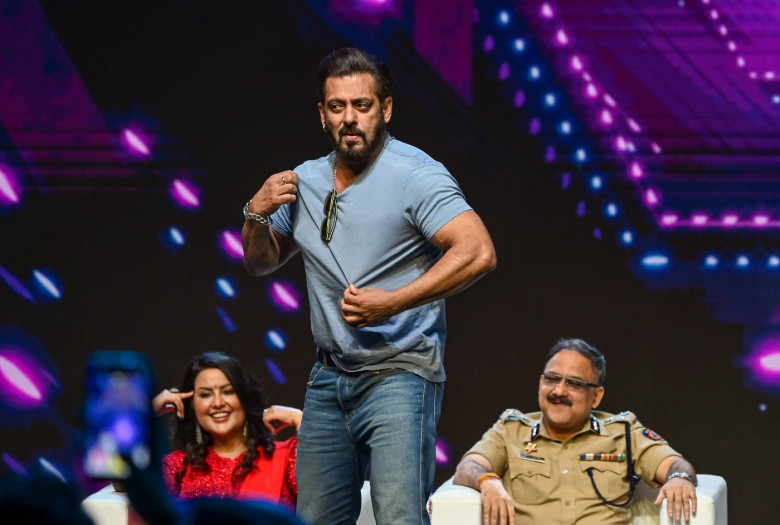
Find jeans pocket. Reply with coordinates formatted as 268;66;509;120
306;362;324;388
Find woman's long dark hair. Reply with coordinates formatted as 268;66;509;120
172;352;275;490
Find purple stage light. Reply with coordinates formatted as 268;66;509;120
540;3;554;19
585;83;598;98
215;306;236;333
268;280;302;314
0;166;22;206
629;162;643;179
170;179;201;209
556;29;568;45
753;214;769;227
741;334;780;389
529;118;541;135
570;55;583;72
265;358;287;386
660;213;678;226
576;201;586;217
514;90;526;108
692;214;709;226
219;229;244;260
498;62;510;80
0;348;52;409
121;128;151;157
545;145;556;163
644;188;659;206
720;212;737;226
2;452;27;475
0;265;35;302
599;109;613;126
264;329;288;353
435;438;451;465
483;35;495;52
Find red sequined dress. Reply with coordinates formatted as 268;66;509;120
162;437;297;506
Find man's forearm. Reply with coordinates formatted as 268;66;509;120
241;221;281;276
454;458;491;491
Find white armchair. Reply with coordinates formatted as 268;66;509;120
82;481;376;525
427;475;727;525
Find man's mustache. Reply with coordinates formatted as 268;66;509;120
547;394;572;406
340;127;366;139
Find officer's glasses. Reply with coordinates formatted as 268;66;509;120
541;372;601;392
321;189;338;243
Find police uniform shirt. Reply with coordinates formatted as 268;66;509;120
465;409;681;525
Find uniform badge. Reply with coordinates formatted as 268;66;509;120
524;442;537;454
643;428;663;441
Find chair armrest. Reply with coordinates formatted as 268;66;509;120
657;474;727;525
427;475;728;525
81;484;129;525
427;477;482;525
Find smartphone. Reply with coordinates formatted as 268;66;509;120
82;350;155;480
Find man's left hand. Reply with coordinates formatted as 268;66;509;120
340;284;397;328
654;477;697;522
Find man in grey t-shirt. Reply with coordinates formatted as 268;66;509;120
242;47;496;525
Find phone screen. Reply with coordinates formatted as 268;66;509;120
82;354;153;479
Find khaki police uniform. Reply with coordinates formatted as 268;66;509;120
465;409;680;524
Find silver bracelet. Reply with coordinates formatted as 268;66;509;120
666;471;696;486
243;201;273;225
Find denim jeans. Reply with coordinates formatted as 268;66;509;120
296;361;443;525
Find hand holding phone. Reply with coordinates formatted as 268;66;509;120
82;351;155;480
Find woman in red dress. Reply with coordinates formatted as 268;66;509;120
153;352;301;507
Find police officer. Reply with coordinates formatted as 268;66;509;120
454;339;697;525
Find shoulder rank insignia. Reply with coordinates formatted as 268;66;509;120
589;415;600;433
643;428;664;441
604;411;631;424
500;408;529;424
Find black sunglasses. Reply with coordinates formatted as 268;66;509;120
320;189;338;243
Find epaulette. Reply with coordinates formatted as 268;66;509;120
499;408;531;424
603;411;636;424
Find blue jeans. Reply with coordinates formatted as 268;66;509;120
296;361;443;525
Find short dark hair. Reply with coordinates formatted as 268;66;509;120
545;338;606;386
316;47;393;103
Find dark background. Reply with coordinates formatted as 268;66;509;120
1;1;778;522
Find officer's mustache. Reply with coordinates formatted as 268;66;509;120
547;394;573;406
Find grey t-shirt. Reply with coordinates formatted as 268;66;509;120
271;135;471;382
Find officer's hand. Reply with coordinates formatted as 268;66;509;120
655;478;697;523
480;478;516;525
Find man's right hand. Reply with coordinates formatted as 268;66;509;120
247;170;299;219
480;478;516;525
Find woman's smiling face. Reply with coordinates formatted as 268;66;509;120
193;367;246;447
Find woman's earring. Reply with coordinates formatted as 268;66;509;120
322;123;326;131
243;422;248;439
195;424;203;445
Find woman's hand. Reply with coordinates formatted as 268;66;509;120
262;405;303;433
152;388;193;419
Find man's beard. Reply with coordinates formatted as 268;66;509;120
326;119;386;162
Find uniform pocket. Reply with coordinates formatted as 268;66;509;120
507;456;552;504
578;461;630;503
